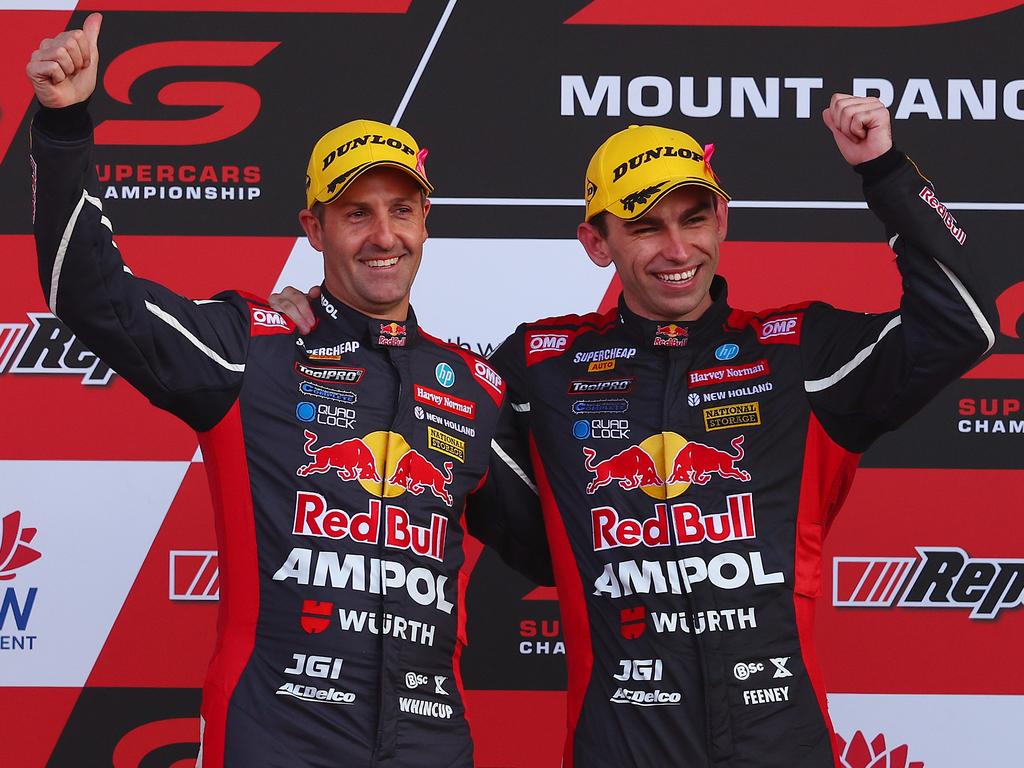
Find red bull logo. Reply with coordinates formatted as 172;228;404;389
388;449;454;507
593;493;756;551
582;433;751;498
583;445;663;494
297;430;381;482
654;324;688;347
666;435;751;485
293;494;447;561
378;322;407;347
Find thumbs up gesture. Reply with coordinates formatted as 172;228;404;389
26;12;103;109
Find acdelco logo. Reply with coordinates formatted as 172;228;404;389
95;41;280;146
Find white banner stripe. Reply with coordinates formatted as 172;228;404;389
391;0;459;126
428;197;1024;211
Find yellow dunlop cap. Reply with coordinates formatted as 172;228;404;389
584;124;729;221
305;119;433;209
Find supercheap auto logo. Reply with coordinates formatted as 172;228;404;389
833;547;1024;619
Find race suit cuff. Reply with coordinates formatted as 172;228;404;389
32;100;93;140
854;148;905;184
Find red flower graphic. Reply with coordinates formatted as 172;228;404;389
0;510;42;580
837;731;924;768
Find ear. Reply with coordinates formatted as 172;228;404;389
298;208;324;252
577;221;613;268
421;197;431;242
713;195;729;243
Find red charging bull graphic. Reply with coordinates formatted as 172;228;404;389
583;445;664;494
297;430;382;481
666;435;751;485
388;449;454;507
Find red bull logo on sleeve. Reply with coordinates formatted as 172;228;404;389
582;433;752;499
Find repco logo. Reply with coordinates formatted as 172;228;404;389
95;41;280;145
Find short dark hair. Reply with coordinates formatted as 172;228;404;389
589;211;610;237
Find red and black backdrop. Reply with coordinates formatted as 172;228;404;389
1;2;1021;766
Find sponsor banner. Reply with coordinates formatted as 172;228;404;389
820;468;1024;694
689;360;770;388
0;461;184;686
828;693;1024;768
703;401;762;431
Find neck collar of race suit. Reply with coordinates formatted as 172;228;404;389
313;284;419;349
616;275;731;348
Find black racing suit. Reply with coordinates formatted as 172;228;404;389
472;151;997;767
30;103;549;768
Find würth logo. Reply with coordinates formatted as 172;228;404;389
0;511;42;580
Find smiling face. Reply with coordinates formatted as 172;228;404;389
298;166;430;320
577;186;728;322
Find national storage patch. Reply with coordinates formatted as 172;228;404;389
428;426;466;462
703;401;761;431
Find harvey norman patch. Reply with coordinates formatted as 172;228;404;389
427;426;465;462
689;359;769;388
703;401;761;432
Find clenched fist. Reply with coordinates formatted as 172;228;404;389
26;12;103;109
822;93;893;166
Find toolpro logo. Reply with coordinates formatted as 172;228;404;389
833;547;1024;619
297;430;454;507
582;433;750;498
0;511;42;649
